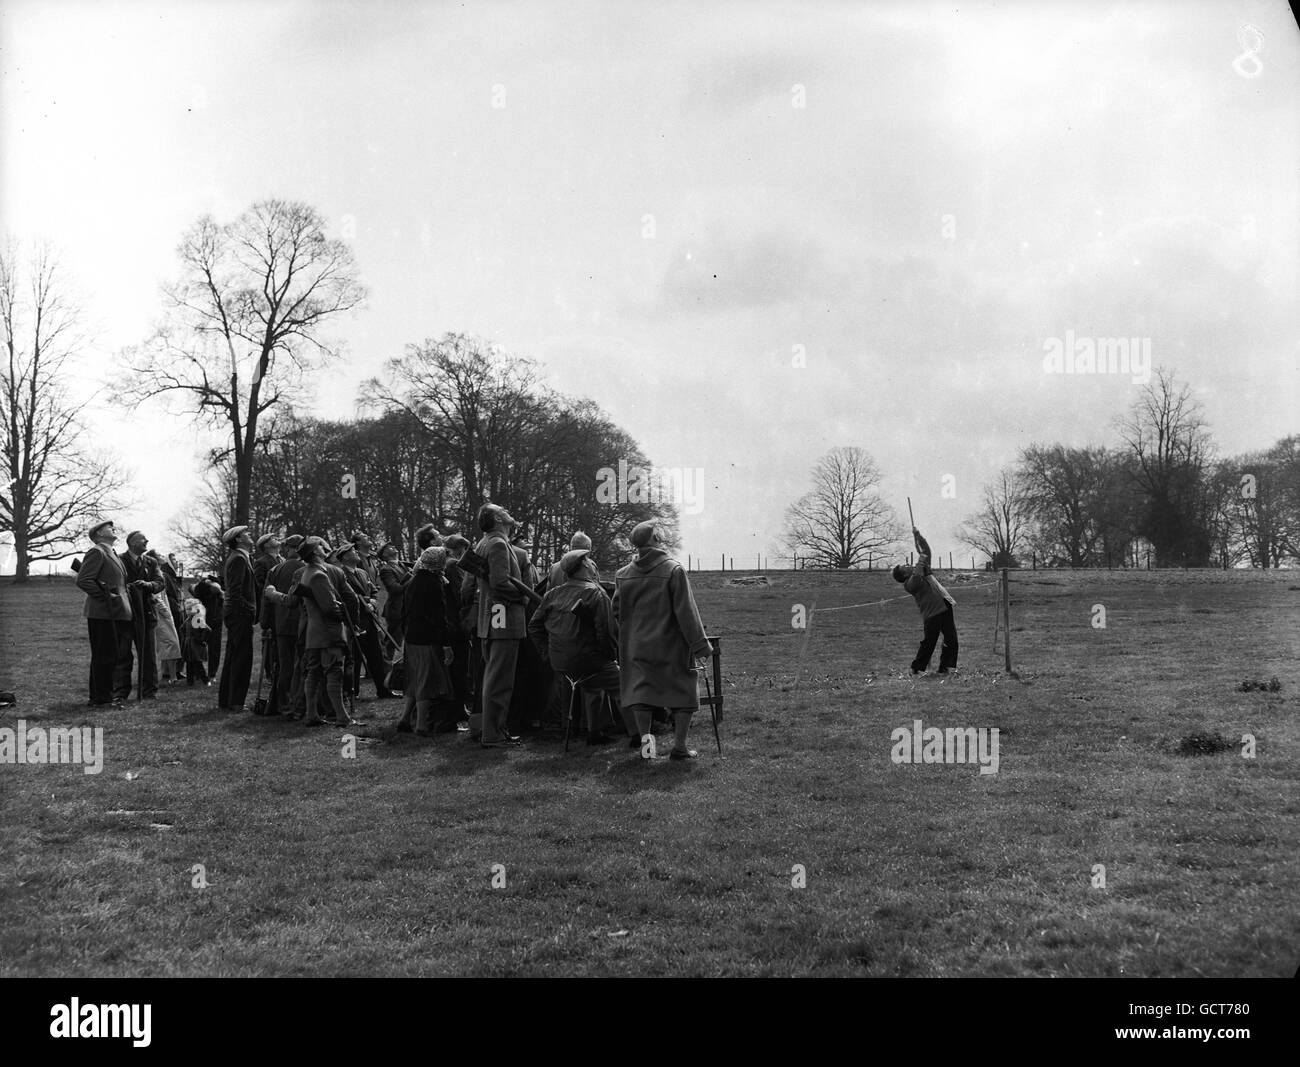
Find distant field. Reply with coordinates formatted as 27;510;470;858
1;569;1297;976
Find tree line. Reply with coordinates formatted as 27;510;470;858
782;371;1296;571
173;334;677;573
957;370;1298;569
1;200;676;581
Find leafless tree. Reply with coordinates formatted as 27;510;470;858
783;447;901;568
957;468;1033;567
1115;368;1215;566
0;242;128;581
119;200;365;525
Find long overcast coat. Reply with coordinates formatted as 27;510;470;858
474;531;526;640
613;547;710;709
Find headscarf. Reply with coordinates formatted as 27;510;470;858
415;546;447;574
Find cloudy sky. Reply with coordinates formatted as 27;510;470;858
2;0;1296;571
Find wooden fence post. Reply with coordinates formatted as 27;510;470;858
1001;567;1013;674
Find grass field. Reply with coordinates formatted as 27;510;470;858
1;569;1297;976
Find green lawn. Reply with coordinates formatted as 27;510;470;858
1;569;1296;976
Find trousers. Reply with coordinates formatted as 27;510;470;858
113;620;157;699
476;638;519;743
88;619;131;704
219;614;255;709
912;606;958;672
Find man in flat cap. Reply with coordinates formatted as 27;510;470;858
218;525;257;711
473;503;526;747
335;541;396;699
281;536;357;727
252;533;282;611
548;531;594;589
75;519;133;707
262;534;307;717
113;530;165;701
613;521;713;761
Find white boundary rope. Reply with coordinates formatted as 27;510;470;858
811;577;1002;614
790;577;1003;693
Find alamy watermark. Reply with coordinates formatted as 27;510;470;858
595;460;705;515
50;998;150;1047
0;720;104;775
1042;331;1151;385
890;718;999;775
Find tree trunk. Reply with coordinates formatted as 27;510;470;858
13;533;30;582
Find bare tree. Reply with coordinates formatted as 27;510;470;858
0;242;128;581
119;200;365;524
957;468;1032;567
1223;437;1300;568
783;447;900;568
366;334;673;562
1115;368;1216;566
1017;444;1110;566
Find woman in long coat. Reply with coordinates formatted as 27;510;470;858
153;587;184;683
612;521;713;760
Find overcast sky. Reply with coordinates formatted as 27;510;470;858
2;0;1296;572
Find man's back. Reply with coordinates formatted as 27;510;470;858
530;580;615;676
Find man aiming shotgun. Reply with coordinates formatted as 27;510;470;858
892;511;959;675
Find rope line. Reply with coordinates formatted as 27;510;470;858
811;578;1002;615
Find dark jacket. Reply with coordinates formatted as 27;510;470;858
159;560;183;617
193;577;224;626
120;550;164;623
475;531;526;639
289;564;347;649
528;578;617;678
252;550;278;599
265;557;307;637
402;569;455;646
222;549;257;621
76;543;132;621
379;560;411;623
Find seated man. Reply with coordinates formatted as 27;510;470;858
528;548;634;745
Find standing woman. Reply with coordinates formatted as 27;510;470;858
75;519;133;707
377;542;411;648
148;550;184;683
396;546;455;736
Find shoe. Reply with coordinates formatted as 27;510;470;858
586;732;614;746
629;736;643;749
302;717;326;728
395;720;413;733
414;728;435;737
669;748;699;761
480;736;523;749
456;721;470;733
375;690;399;700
